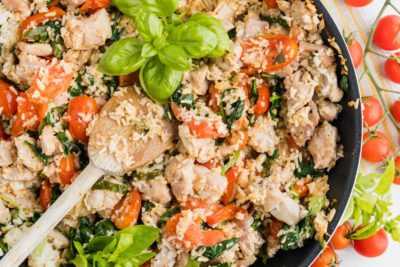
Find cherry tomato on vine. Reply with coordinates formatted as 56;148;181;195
390;99;400;124
345;33;363;69
373;15;400;51
393;156;400;185
353;229;388;258
384;53;400;84
311;246;339;267
362;96;383;127
344;0;373;7
362;131;391;163
331;221;352;250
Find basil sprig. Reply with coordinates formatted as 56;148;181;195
98;0;231;103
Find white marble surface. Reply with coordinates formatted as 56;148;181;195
320;0;400;265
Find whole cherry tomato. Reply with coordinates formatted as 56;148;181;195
390;99;400;124
344;0;373;7
353;229;388;257
362;96;383;127
373;15;400;50
66;95;99;142
362;131;391;163
311;246;339;267
0;80;17;118
331;221;352;250
345;33;363;69
384;53;400;84
393;156;400;185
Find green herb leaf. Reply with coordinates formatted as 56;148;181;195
142;200;156;212
140;56;182;103
98;37;146;76
93;219;118;237
374;158;395;195
24;141;49;165
159;207;181;224
340;75;349;91
168;22;218;59
186;257;200;267
112;0;145;18
350;222;380;240
260;14;289;28
355;194;377;214
340;196;354;225
93;180;131;194
171;84;195;109
308;195;326;215
198;238;239;259
251;79;258;102
141;43;158;58
188;13;231;57
142;0;178;17
263;149;279;177
273;51;285;64
135;10;164;42
295;161;324;178
158;45;190;70
221;151;240;175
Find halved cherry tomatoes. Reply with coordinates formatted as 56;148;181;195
206;204;240;226
27;60;75;104
265;0;278;8
39;179;52;211
201;230;225;247
267;217;284;237
344;0;373;7
311;246;339;267
66;95;99;142
253;83;270;115
393;155;400;185
221;166;239;205
185;118;226;139
362;131;391;163
373;15;400;51
11;93;40;136
292;178;312;198
331;221;352;250
199;158;221;170
58;154;76;186
241;35;298;74
166;213;203;250
362;96;383;127
385;53;400;84
390;99;400;123
80;0;111;14
225;130;249;150
112;188;141;229
20;7;65;33
48;0;60;8
0;80;17;118
353;228;388;258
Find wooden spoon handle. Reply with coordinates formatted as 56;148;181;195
0;163;104;267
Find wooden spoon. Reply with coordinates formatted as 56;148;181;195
0;88;176;267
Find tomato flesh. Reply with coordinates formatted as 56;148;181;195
112;188;141;229
221;166;239;205
253;83;270;115
80;0;111;14
0;80;18;118
39;179;52;211
20;7;65;33
241;35;298;74
58;154;76;186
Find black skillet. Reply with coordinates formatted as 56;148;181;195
256;0;362;266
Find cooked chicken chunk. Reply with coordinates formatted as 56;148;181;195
13;53;48;86
193;165;227;202
62;9;112;50
240;11;268;40
317;99;341;121
178;124;216;163
165;156;195;201
0;199;11;224
3;0;30;17
151;237;177;267
14;134;44;172
308;121;338;169
290;0;318;32
212;1;235;31
61;0;87;8
249;116;280;156
133;176;172;205
284;70;316;114
183;65;209;95
0;140;16;167
1;166;36;181
288;101;320;147
18;43;53;57
84;189;122;216
39;126;63;156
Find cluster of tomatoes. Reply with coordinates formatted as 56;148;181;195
311;1;399;266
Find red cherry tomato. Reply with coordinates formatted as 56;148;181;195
66;95;99;142
353;229;388;258
347;39;363;69
344;0;373;7
58;154;76;186
385;53;400;84
80;0;111;14
265;0;278;8
393;156;400;185
331;221;352;250
39;179;52;211
373;15;400;51
253;83;270;115
390;99;400;124
112;188;141;229
20;7;65;33
362;131;391;163
311;246;339;267
362;96;383;127
221;166;239;205
0;80;18;118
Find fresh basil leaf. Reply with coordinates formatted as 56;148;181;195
263;149;279;177
24;141;49;165
109;233;133;262
94;219;118;236
159;207;181;224
98;37;146;76
112;0;144;18
340;196;354;225
355;194;377;214
93;180;130;194
168;22;218;59
0;238;9;255
158;45;190;70
340;75;349;91
86;236;116;252
295;161;324;178
71;254;88;267
351;222;380;240
188;13;231;57
114;225;159;255
221;151;240;175
135;10;164;42
141;43;158;58
142;200;156;212
353;205;362;226
120;250;156;263
140;56;182;103
308;195;325;215
374;158;395;195
199;238;239;259
186;257;200;267
260;14;289;28
278;224;300;250
142;0;178;17
356;173;380;191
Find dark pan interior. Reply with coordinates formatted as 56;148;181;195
254;0;362;266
